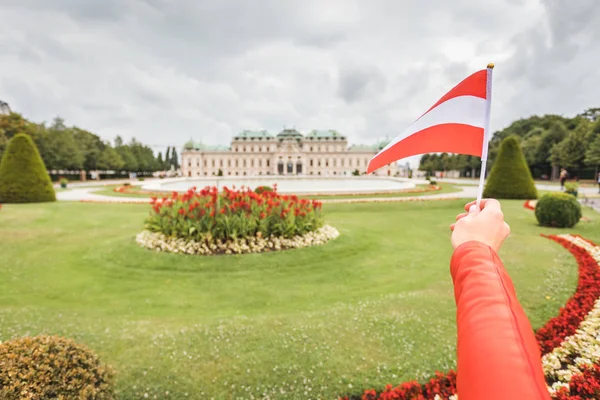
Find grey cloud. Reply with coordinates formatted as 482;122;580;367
337;65;386;103
0;0;599;164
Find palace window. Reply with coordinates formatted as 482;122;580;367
235;159;239;167
220;160;223;167
325;159;329;167
266;159;270;167
310;159;313;167
243;146;246;152
251;159;254;167
243;159;246;167
212;160;215;167
228;159;231;167
204;160;207;167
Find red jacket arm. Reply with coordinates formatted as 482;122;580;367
450;241;550;400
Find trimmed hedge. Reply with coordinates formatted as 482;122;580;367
0;335;115;400
255;185;273;194
0;133;55;203
535;192;582;228
483;136;537;200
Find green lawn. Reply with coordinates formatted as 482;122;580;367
91;183;462;200
0;200;598;399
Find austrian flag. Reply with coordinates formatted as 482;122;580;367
367;64;494;174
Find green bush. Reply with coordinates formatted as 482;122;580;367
565;182;579;197
0;133;56;203
255;185;273;194
0;335;115;400
483;136;537;199
535;192;582;228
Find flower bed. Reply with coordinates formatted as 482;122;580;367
136;224;339;255
137;186;337;255
343;234;600;400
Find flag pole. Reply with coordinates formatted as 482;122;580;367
475;63;494;211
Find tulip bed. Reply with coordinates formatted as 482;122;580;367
136;186;338;255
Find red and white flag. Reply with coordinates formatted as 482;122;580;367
367;65;493;175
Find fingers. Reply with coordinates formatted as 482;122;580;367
463;199;502;212
456;213;468;221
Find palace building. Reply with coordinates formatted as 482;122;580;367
181;129;403;177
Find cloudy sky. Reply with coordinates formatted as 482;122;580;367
1;0;599;158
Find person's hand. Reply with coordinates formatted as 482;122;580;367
450;199;510;252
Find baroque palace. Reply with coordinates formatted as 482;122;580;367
181;129;402;177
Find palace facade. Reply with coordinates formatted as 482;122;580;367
181;129;403;177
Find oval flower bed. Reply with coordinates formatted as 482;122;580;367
343;234;600;400
136;186;339;255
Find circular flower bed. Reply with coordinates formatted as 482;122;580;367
136;186;339;255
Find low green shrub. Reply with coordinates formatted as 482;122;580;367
535;192;582;228
0;335;115;400
255;185;273;194
565;182;579;197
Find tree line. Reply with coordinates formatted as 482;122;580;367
0;112;180;176
420;107;600;180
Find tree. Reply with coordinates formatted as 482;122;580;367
483;136;537;199
0;133;55;203
97;146;125;171
73;128;104;171
165;147;171;169
0;113;36;160
585;135;600;169
115;146;138;172
157;152;164;170
170;147;179;169
550;123;589;171
36;117;84;171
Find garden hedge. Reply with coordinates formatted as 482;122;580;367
0;133;55;203
535;192;582;228
0;335;115;400
483;136;537;200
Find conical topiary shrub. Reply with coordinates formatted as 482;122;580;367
0;133;56;203
483;136;538;199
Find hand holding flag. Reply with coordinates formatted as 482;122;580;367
367;64;494;208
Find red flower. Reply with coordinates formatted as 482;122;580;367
210;210;215;217
178;208;185;215
220;207;226;214
259;212;266;219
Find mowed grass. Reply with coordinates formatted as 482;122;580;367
0;200;598;399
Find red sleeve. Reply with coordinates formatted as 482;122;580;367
450;241;550;400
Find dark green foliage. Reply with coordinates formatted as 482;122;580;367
0;133;55;203
483;136;538;199
535;192;582;228
255;185;273;194
0;335;115;400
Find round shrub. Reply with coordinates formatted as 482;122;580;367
0;335;115;400
483;136;537;200
535;192;582;228
255;185;273;194
0;133;55;203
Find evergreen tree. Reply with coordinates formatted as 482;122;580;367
483;136;537;199
0;133;55;203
